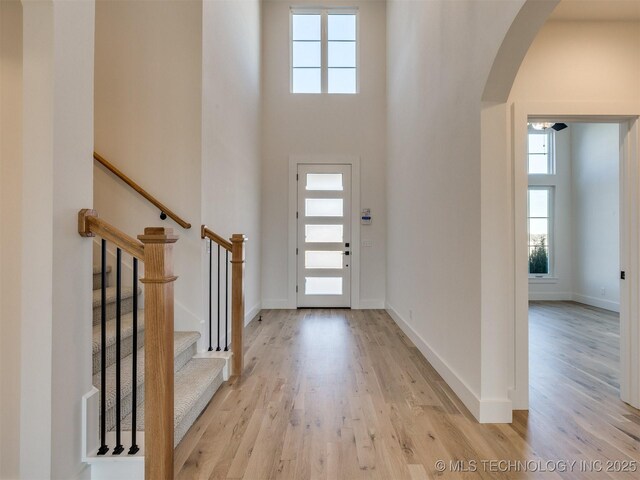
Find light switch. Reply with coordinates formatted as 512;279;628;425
362;240;373;247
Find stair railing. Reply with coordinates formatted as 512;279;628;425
94;152;192;229
79;209;178;480
201;225;246;376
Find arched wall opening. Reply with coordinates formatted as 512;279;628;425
480;0;640;413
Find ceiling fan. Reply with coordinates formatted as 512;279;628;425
529;122;568;131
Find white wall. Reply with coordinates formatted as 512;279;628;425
95;0;263;346
528;128;573;300
202;0;262;325
0;1;23;477
94;0;204;334
0;1;95;478
261;0;387;309
572;123;620;311
386;0;528;422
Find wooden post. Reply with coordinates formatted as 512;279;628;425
138;227;179;480
231;234;246;376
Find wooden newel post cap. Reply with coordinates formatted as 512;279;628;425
137;227;179;244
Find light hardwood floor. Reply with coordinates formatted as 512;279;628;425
175;304;640;479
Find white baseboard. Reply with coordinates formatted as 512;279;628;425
528;291;573;301
261;299;292;309
529;292;621;313
572;293;620;313
245;302;262;325
385;303;512;423
359;299;386;309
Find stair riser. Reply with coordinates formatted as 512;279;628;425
174;342;197;373
93;331;146;376
93;296;135;326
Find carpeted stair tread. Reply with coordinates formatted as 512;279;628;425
92;309;145;355
120;357;226;446
92;309;145;374
93;331;200;413
92;285;139;308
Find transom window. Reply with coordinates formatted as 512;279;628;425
291;9;358;94
528;129;555;174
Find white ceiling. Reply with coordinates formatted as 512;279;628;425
550;0;640;21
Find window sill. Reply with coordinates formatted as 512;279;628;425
529;276;558;284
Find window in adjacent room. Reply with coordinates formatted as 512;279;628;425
528;129;555;174
528;186;553;276
291;9;358;94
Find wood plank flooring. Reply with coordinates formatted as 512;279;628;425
175;304;640;479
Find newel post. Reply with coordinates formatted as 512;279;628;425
138;227;179;480
231;234;246;376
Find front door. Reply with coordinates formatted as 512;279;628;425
297;164;351;307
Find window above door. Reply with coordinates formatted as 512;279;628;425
291;8;358;94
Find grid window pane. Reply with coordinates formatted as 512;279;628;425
306;173;343;191
528;134;548;154
328;68;356;94
305;198;343;217
528;154;549;174
529;246;549;274
328;42;356;68
293;68;321;93
293;41;321;68
292;14;321;40
305;277;343;295
528;189;548;218
328;14;356;40
528;132;554;174
305;225;343;243
305;251;343;269
528;187;551;275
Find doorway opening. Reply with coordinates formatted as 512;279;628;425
513;111;640;412
526;120;624;410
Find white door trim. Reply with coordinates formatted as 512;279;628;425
512;101;640;410
288;154;361;309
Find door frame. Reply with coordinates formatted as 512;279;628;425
512;101;640;410
288;154;361;309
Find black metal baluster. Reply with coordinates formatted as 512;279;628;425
113;248;124;455
217;245;221;351
225;249;229;351
208;239;213;351
98;239;109;455
128;258;139;455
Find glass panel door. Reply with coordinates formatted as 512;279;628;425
297;164;351;307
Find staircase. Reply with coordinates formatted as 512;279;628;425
91;264;226;447
79;203;246;480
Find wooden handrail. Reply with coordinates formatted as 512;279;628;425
93;152;192;229
78;209;145;259
201;225;232;251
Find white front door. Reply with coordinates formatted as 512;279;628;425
297;164;351;308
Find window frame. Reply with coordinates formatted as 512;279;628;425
527;128;556;175
290;7;359;95
527;185;555;278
